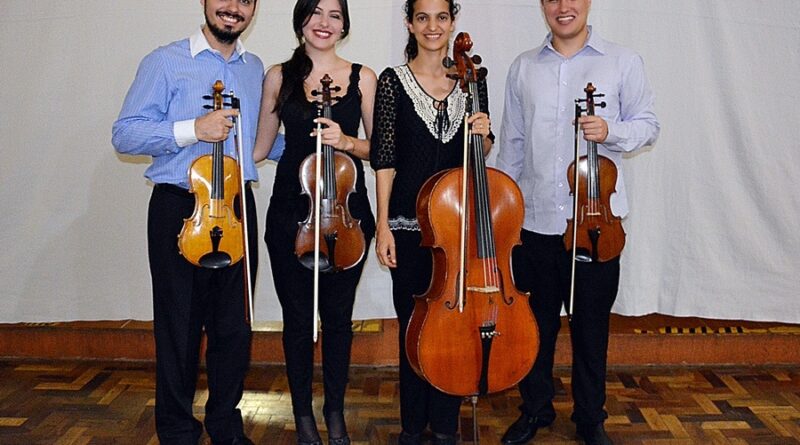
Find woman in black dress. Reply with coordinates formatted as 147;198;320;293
253;1;376;444
370;0;492;443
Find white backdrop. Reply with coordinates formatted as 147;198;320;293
1;0;798;323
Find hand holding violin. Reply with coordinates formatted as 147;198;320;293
195;108;239;142
310;117;354;152
577;115;608;143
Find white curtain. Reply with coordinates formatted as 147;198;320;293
1;0;798;323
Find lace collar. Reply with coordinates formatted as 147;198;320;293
393;65;466;144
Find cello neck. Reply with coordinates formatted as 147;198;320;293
466;79;495;260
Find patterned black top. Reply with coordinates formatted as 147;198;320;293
370;65;491;231
270;63;373;228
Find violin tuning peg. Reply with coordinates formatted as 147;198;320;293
202;95;213;100
446;73;459;80
471;55;482;65
203;105;213;110
598;101;607;109
311;90;320;97
478;67;488;79
442;57;455;68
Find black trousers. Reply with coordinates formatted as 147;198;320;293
265;197;375;418
390;230;462;436
148;184;258;445
512;230;619;427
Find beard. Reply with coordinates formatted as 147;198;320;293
205;10;245;45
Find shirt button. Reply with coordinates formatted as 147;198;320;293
557;156;563;162
558;182;563;188
562;81;567;86
558;205;565;211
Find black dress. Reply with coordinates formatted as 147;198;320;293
370;65;490;436
265;64;375;418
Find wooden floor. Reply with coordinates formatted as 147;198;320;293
1;360;799;444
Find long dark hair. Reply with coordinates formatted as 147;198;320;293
274;0;351;113
403;0;460;62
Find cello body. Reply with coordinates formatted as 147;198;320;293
406;32;539;397
409;167;539;396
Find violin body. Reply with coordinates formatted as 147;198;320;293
178;81;244;269
409;167;539;396
295;150;365;272
406;32;538;397
564;155;625;263
564;83;625;263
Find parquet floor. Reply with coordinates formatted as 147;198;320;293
1;360;799;444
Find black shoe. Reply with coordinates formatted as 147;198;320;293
398;431;421;445
501;413;550;445
433;432;457;445
576;423;613;445
214;437;255;445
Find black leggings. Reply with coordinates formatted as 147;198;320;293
265;198;374;418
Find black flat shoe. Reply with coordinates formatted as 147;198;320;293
433;432;457;445
501;413;551;445
576;423;613;445
398;431;421;445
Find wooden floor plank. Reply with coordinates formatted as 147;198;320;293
1;361;800;444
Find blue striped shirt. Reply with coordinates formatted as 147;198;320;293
112;28;266;188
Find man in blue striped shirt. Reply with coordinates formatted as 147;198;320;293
112;1;262;444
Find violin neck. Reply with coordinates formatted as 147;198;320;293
212;141;225;200
586;140;600;201
467;80;496;260
321;103;337;201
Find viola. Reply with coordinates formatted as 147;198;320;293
178;80;244;269
564;83;625;263
294;74;366;273
407;32;539;397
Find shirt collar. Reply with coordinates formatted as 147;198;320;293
189;26;248;62
538;25;605;59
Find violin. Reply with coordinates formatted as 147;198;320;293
407;33;539;397
564;83;625;263
178;80;244;269
294;74;366;273
294;74;366;342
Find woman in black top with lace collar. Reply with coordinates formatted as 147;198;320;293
253;1;376;445
370;1;492;444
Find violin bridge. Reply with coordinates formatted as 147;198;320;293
466;286;500;293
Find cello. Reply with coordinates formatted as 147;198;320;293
294;74;366;341
178;80;254;322
407;33;539;398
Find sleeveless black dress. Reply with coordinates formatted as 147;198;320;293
263;64;375;418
